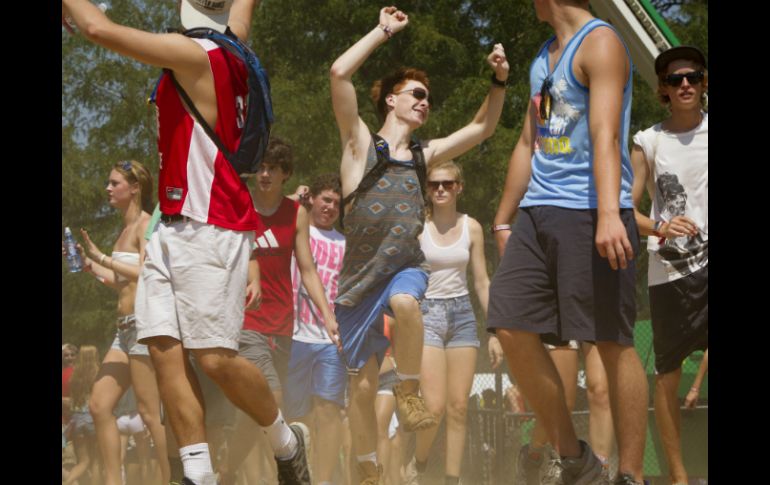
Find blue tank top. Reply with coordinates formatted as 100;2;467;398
520;19;634;210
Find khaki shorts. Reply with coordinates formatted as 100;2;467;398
135;219;254;351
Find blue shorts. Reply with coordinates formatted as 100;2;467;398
284;341;347;419
377;368;400;395
421;295;480;349
336;267;429;373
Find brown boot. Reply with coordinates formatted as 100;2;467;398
393;380;438;432
357;460;383;485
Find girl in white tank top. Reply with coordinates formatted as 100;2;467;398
64;160;171;484
413;161;500;482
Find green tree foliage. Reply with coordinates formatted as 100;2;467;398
62;0;706;348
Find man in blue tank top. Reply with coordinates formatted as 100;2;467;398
487;1;648;484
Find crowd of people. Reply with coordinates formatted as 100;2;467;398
62;1;707;484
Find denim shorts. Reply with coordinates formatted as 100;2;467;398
69;411;95;438
336;267;429;373
110;315;150;356
421;295;480;349
377;368;400;395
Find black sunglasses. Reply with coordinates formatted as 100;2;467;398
539;76;553;122
427;180;458;190
663;71;704;87
394;87;433;106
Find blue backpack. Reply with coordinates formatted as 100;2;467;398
150;27;273;176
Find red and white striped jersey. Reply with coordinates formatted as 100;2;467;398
154;38;259;231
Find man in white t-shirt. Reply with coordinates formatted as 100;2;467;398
630;45;708;485
284;174;347;485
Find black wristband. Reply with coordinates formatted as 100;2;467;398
491;73;508;88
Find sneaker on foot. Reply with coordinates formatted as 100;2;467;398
514;444;543;485
540;447;564;485
597;465;611;485
392;381;437;432
403;456;421;485
276;422;312;485
357;460;383;485
561;440;603;485
612;473;645;485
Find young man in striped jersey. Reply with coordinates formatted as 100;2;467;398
62;2;313;483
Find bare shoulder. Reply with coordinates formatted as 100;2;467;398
577;25;627;70
466;216;484;237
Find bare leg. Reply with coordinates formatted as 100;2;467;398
375;392;395;482
530;347;579;449
89;348;131;485
63;434;91;485
655;368;688;484
496;329;580;457
444;346;478;477
596;341;648;482
583;343;615;462
389;294;424;390
225;386;283;483
314;397;344;482
133;430;153;485
414;346;447;464
349;356;381;459
146;337;207;447
129;355;171;483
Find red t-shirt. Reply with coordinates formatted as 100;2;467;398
62;366;74;423
154;38;258;231
242;198;299;335
62;366;74;397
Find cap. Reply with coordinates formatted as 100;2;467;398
180;0;233;33
654;45;707;75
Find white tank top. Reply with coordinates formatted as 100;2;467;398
112;251;140;283
421;214;470;299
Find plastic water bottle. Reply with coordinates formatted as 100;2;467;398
64;227;83;273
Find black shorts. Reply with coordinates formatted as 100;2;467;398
650;265;708;374
487;206;638;346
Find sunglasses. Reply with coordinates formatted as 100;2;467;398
393;87;433;106
427;180;458;190
539;76;553;122
663;71;704;87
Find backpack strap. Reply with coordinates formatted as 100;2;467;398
166;68;233;160
339;133;426;229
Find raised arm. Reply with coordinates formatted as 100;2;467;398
227;0;260;42
582;28;633;271
423;44;509;166
492;108;535;257
294;207;341;349
63;0;209;74
330;7;409;145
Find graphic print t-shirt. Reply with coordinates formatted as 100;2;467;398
633;113;708;286
291;225;345;344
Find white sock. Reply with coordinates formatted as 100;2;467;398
179;443;214;483
356;451;378;464
396;372;420;382
261;409;298;460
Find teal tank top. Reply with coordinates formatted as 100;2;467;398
520;19;634;210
